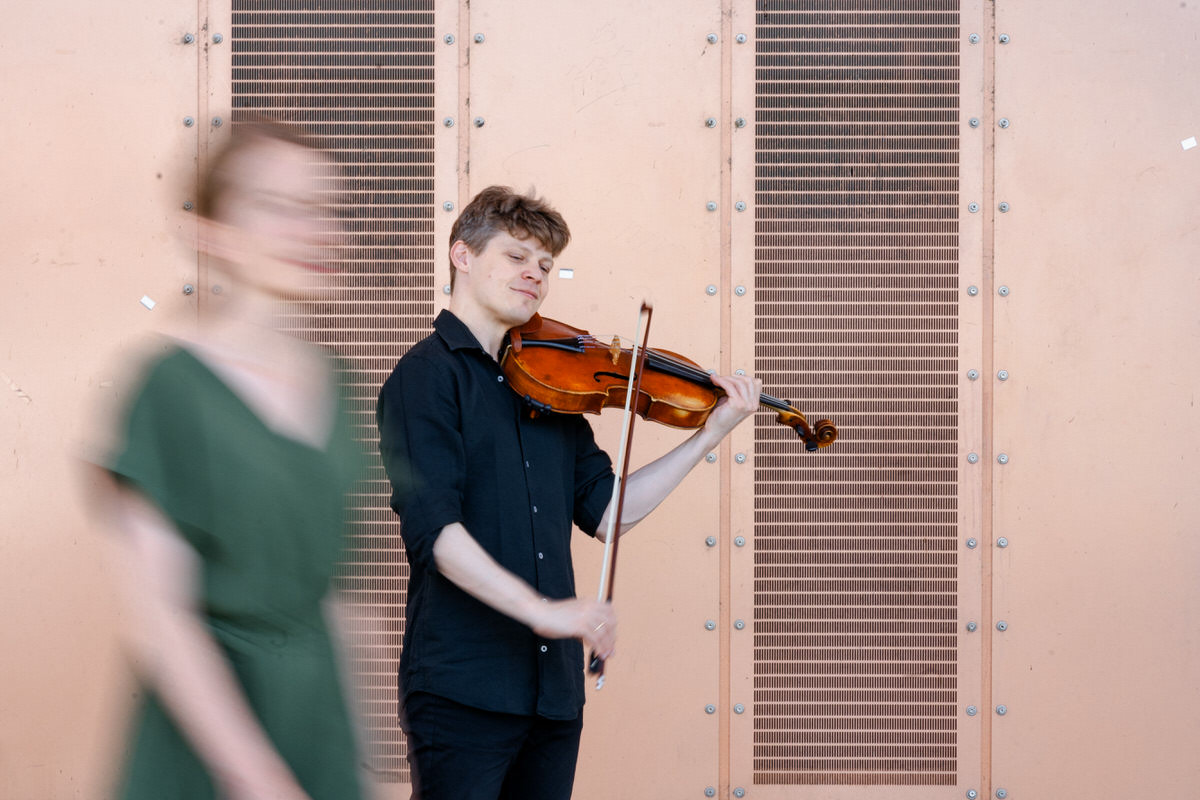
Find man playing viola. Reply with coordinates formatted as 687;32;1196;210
376;186;760;800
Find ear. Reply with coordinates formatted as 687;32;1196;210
449;239;472;276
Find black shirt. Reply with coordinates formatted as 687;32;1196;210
376;310;616;719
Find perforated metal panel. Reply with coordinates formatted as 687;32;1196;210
230;1;436;781
752;0;961;786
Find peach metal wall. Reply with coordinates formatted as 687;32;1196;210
3;2;1199;800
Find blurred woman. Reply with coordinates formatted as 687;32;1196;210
104;121;364;800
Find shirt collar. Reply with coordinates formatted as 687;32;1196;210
433;309;489;354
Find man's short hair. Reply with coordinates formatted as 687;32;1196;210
448;186;571;290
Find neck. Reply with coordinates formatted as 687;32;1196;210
448;297;511;360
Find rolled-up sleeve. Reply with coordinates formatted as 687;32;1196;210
571;417;616;537
376;353;465;573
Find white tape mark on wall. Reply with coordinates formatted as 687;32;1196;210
558;268;575;279
1;372;33;403
140;295;157;310
1183;137;1198;151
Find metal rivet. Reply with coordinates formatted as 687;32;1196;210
706;201;717;211
734;704;745;714
443;284;451;295
443;201;455;212
735;536;746;547
967;453;979;464
997;621;1008;632
735;201;747;212
996;790;1008;799
705;620;716;631
705;117;717;128
183;33;195;44
967;285;979;296
969;117;980;128
706;285;717;296
967;791;978;800
705;789;716;798
212;117;222;127
212;33;223;44
998;453;1010;465
999;33;1010;44
998;118;1010;129
998;285;1010;296
444;33;455;44
705;453;717;463
734;369;746;376
968;202;979;213
211;285;223;295
735;33;747;43
733;790;745;799
473;117;485;127
998;537;1009;548
735;285;746;297
443;117;455;128
968;33;980;44
996;705;1008;716
705;704;716;715
735;453;746;464
966;621;977;632
967;370;979;382
474;33;485;43
999;201;1010;212
707;33;718;44
182;284;195;295
735;117;746;128
966;705;978;716
998;370;1009;381
705;536;717;547
184;117;195;127
183;201;194;211
734;619;745;630
966;538;978;549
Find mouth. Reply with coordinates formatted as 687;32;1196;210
512;287;539;300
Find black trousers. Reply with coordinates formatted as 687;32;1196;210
403;691;585;800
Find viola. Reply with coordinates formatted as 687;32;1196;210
500;314;838;451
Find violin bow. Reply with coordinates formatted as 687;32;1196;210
589;301;653;688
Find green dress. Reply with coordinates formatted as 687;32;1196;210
108;345;364;800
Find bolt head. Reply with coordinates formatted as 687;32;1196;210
997;706;1008;716
966;621;977;632
182;284;195;295
999;34;1011;44
707;33;718;44
735;201;747;211
705;620;716;631
734;369;745;376
705;704;716;715
443;201;455;212
967;369;979;381
706;789;716;798
184;117;195;127
736;33;747;43
474;33;485;43
968;792;978;800
211;285;223;295
183;201;194;211
734;704;745;714
968;202;979;213
967;452;979;464
997;621;1008;631
969;33;980;43
705;536;717;547
998;537;1009;548
999;118;1011;129
473;117;485;128
999;202;1010;212
969;117;980;128
998;453;1009;465
996;790;1008;799
183;33;195;44
967;538;978;549
735;117;746;128
444;33;455;44
705;453;717;463
734;790;745;799
998;285;1010;296
705;284;717;296
966;705;978;716
998;369;1009;381
734;619;745;630
706;201;717;211
443;117;455;127
967;285;979;296
705;117;717;128
734;536;746;547
734;285;746;296
442;284;451;295
212;117;222;127
212;33;223;44
735;453;746;463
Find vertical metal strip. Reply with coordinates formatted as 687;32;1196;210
719;1;735;796
980;0;997;795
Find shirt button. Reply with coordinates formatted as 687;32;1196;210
538;552;544;560
540;645;548;653
532;505;538;513
497;375;504;383
525;460;530;468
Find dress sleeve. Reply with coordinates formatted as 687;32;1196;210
571;416;616;537
376;353;465;572
107;356;212;549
